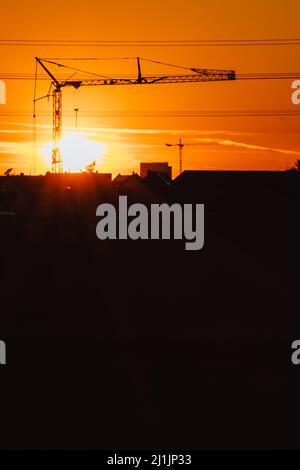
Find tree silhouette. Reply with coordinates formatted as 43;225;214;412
86;161;96;174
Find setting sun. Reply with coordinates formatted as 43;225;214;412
40;133;107;173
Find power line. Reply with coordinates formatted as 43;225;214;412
1;109;300;118
0;74;86;80
1;73;300;81
0;57;299;82
1;39;300;47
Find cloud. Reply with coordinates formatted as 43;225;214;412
190;137;300;156
0;129;33;134
4;121;249;137
0;141;34;156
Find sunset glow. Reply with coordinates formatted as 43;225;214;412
40;134;107;173
1;1;300;176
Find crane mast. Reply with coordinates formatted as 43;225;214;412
52;89;63;174
35;57;236;173
166;139;184;175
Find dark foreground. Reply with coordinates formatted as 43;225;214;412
0;171;299;449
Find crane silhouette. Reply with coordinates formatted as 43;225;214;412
35;57;236;173
166;139;184;175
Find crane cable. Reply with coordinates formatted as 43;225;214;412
40;58;114;80
32;60;38;175
74;89;80;128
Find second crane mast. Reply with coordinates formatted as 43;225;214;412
35;57;236;173
166;139;184;175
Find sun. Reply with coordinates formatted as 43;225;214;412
40;133;107;172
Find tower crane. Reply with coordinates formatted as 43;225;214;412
166;138;184;175
35;57;236;173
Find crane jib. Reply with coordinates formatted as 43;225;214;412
60;72;236;89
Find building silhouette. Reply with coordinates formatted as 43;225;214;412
140;162;172;179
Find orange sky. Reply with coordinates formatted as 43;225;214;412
0;0;300;176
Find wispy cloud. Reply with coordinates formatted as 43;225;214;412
0;129;33;134
4;121;250;137
190;137;300;156
0;141;34;156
